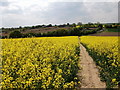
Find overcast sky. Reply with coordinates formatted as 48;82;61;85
0;0;119;28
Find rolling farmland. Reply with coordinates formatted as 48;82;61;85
0;36;119;88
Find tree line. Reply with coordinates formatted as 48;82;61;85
2;27;101;38
1;22;119;39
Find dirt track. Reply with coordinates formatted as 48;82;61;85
77;37;106;88
80;44;106;88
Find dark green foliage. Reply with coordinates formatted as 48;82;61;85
0;36;7;39
106;28;120;32
42;27;99;36
8;27;100;38
46;24;52;27
9;31;22;38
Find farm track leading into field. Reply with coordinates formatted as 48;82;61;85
77;37;106;88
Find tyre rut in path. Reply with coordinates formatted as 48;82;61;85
77;37;106;88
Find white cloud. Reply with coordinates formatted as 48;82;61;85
83;2;118;23
7;0;50;9
83;0;119;2
50;0;119;2
1;1;118;27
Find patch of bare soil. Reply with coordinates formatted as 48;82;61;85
77;42;106;88
90;32;119;36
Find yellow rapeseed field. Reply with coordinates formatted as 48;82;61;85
1;36;119;88
81;36;119;88
1;36;80;89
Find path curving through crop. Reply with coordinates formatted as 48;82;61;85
77;37;106;88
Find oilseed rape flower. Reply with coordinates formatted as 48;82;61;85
1;36;80;89
81;36;119;88
112;79;116;82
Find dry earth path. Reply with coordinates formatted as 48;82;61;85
77;37;106;88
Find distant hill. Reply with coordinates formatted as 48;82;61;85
89;28;120;36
